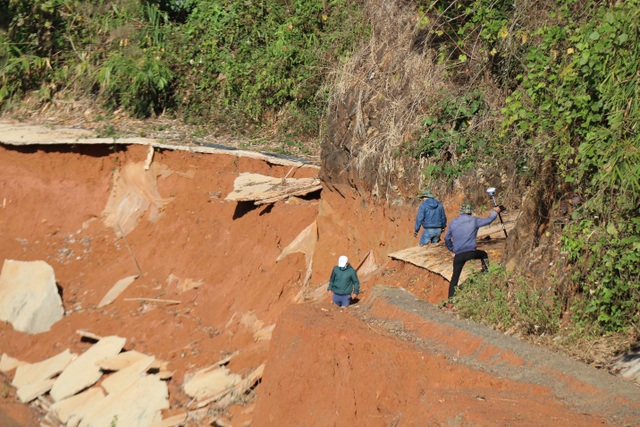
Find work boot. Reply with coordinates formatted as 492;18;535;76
481;258;489;272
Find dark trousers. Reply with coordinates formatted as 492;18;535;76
448;250;489;299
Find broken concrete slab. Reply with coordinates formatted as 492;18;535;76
50;336;126;402
225;173;321;205
276;221;317;286
16;378;56;403
0;353;25;372
183;365;242;401
49;387;106;426
97;350;163;372
0;259;64;334
388;243;465;282
97;275;138;308
212;364;265;409
0;122;319;169
78;375;169;427
277;221;317;264
101;356;155;395
12;349;75;390
354;249;380;278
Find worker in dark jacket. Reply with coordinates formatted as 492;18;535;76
444;202;502;300
414;190;447;245
327;255;360;307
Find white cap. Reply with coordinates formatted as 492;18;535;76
338;256;348;268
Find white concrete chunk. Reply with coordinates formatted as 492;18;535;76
183;365;241;400
225;173;322;205
0;353;25;372
79;375;169;427
101;356;154;395
16;378;55;402
98;275;138;308
12;349;75;389
97;350;152;371
49;387;106;424
0;259;64;334
50;336;126;402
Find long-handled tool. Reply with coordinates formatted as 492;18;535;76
486;187;508;238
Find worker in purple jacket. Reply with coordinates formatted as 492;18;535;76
444;202;502;300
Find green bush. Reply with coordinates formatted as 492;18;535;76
454;266;560;335
173;0;366;131
502;0;640;331
412;90;495;179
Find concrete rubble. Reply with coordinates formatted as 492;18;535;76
1;333;265;426
50;336;127;402
11;349;75;403
0;259;64;334
97;275;139;308
225;172;322;205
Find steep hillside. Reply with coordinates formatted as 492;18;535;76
1;124;639;426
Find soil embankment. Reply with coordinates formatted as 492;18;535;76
1;124;639;426
254;287;640;426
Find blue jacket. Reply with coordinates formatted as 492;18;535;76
444;211;498;254
328;265;360;295
415;198;447;232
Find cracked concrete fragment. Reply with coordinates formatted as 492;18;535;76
50;336;126;402
0;259;64;334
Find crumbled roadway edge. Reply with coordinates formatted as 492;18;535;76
0;122;319;169
352;286;640;426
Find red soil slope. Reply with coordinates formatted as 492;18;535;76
0;143;325;424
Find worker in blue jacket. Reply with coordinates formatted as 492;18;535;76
444;202;502;300
414;190;447;245
327;256;360;307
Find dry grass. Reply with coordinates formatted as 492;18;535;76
531;329;639;370
324;0;456;200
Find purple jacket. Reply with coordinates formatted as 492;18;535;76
444;211;498;254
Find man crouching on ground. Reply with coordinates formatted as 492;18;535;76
327;255;360;307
